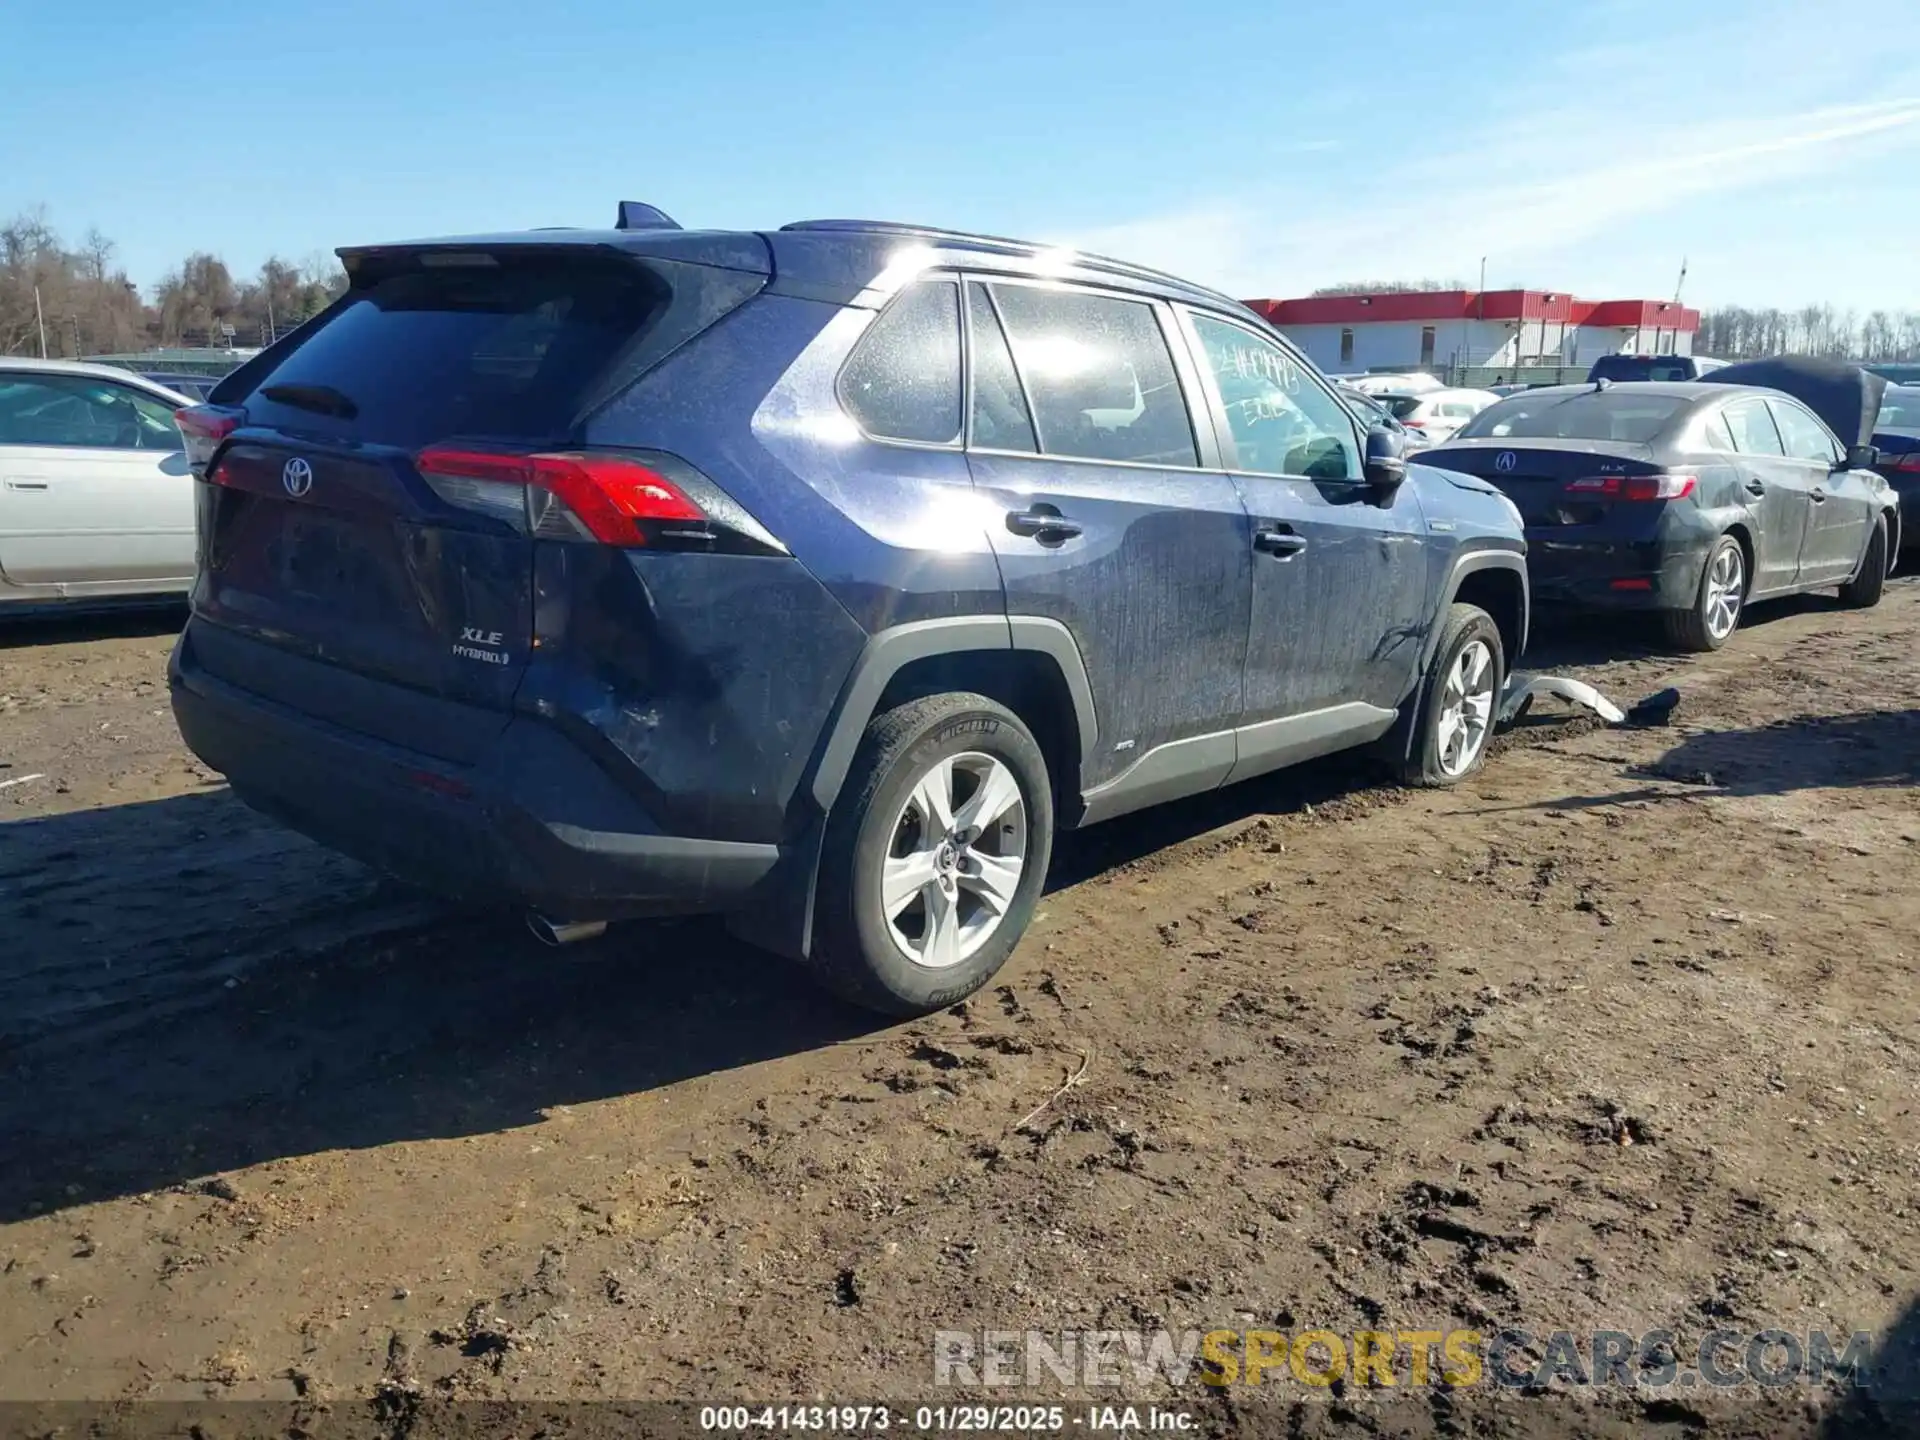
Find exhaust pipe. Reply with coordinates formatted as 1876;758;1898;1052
526;913;609;947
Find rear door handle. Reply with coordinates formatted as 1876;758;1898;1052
1254;527;1308;558
1005;508;1082;542
1810;488;1827;504
4;481;49;491
1744;478;1765;496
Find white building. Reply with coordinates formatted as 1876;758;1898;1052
1244;290;1700;376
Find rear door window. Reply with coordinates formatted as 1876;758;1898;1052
965;282;1038;454
227;254;677;449
987;283;1198;467
839;279;963;445
1768;400;1843;464
1723;398;1785;456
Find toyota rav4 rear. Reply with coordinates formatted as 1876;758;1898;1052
170;228;867;939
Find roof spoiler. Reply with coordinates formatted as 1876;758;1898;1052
615;201;681;232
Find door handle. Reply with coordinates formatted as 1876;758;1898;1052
4;481;49;491
1254;527;1308;558
1744;478;1765;496
1810;488;1827;504
1005;507;1082;542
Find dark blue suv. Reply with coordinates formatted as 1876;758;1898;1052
168;208;1528;1016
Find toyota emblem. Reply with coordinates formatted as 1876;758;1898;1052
1494;451;1518;473
282;457;314;497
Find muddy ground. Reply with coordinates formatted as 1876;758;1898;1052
2;587;1918;1436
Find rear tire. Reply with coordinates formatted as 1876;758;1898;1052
811;693;1053;1017
1401;603;1504;788
1838;518;1889;609
1663;534;1745;652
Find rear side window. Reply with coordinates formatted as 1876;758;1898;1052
1703;411;1739;452
839;280;963;445
966;283;1038;453
229;256;674;448
1723;398;1784;455
988;284;1197;467
1459;391;1686;443
1769;401;1842;463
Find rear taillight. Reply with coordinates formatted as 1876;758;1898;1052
415;447;707;546
175;405;244;478
1401;418;1426;430
1882;451;1920;474
1566;473;1697;501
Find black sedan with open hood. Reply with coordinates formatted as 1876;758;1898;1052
1416;365;1898;651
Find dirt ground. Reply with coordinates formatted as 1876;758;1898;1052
3;585;1919;1437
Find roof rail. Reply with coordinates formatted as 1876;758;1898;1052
616;202;681;232
779;218;1234;302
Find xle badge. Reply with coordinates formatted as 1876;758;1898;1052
452;627;510;666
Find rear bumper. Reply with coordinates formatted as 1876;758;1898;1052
1525;531;1712;612
169;625;779;920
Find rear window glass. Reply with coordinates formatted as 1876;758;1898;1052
1385;396;1423;419
230;257;670;447
1458;391;1687;443
1587;356;1697;383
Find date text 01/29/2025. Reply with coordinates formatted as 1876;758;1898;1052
697;1405;1197;1432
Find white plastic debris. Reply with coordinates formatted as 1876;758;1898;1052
1498;672;1627;726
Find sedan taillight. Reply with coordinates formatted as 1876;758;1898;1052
1566;473;1698;501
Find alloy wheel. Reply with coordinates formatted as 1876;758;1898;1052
1704;544;1744;641
881;752;1028;969
1436;639;1496;778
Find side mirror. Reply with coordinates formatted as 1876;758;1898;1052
1843;443;1879;471
1364;424;1407;490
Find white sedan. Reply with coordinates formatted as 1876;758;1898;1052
0;358;195;608
1377;387;1502;445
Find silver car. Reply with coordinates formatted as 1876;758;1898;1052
0;358;194;607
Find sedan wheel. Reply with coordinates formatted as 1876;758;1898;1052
1703;543;1744;642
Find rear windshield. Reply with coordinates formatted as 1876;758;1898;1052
225;256;672;448
1456;390;1688;444
1385;396;1424;419
1878;387;1920;430
1586;356;1695;383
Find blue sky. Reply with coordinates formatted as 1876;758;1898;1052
3;0;1917;310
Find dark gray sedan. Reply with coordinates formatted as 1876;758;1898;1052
1417;363;1899;651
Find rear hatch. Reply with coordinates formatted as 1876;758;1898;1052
1421;439;1677;526
183;240;766;756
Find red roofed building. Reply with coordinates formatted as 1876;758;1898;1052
1241;289;1700;377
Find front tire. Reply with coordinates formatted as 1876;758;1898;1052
1402;603;1504;787
811;693;1053;1017
1838;517;1889;609
1663;534;1745;652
